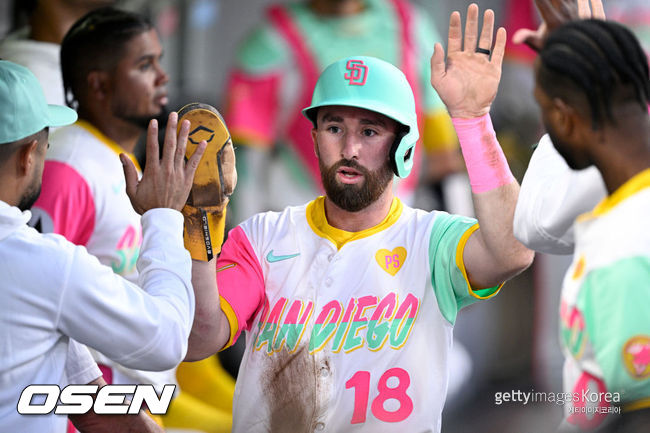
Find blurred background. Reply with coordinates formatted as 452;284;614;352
0;0;504;111
1;1;648;432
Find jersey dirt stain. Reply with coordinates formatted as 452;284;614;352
262;344;327;432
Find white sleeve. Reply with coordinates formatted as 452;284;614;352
56;208;195;371
513;134;607;254
64;340;101;386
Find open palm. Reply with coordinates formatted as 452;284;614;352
512;0;606;52
431;4;506;119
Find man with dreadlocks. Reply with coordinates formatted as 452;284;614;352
508;1;650;430
524;6;650;432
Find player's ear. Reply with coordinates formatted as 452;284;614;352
312;128;319;158
87;70;110;102
17;139;39;176
551;97;577;138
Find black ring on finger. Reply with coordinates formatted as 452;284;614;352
475;47;491;55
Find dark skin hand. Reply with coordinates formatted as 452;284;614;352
512;0;606;52
68;377;164;433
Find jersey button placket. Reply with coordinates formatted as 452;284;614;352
319;364;330;378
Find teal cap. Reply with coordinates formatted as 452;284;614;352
302;56;419;178
0;60;77;144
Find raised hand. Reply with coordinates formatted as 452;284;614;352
512;0;606;52
121;112;207;214
430;3;506;119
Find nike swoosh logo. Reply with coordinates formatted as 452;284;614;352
266;250;300;263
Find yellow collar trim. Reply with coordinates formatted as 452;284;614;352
76;119;142;172
579;168;650;221
306;196;403;250
623;397;650;413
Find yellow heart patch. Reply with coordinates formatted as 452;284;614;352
375;247;407;276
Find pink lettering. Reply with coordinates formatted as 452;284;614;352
116;225;140;249
315;300;343;325
370;293;397;322
352;296;377;323
394;294;419;320
264;297;287;325
284;300;314;325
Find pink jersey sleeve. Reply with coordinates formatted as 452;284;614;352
217;225;266;347
225;69;281;148
33;161;95;245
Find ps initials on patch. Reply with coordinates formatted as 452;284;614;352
375;247;407;276
344;60;368;86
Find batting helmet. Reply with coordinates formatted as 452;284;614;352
302;56;419;178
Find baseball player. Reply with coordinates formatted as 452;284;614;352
27;8;233;432
185;4;534;432
510;1;650;431
0;59;205;432
510;0;610;400
533;18;650;431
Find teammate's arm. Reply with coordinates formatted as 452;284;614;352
513;135;605;254
185;258;230;361
431;4;534;288
185;224;266;360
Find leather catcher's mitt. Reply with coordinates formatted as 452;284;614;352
178;103;237;261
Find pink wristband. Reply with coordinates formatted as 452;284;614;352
452;113;515;193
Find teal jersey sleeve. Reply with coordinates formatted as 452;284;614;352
412;5;445;113
579;256;650;404
235;23;290;74
428;212;502;324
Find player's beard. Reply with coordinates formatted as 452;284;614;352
18;179;42;211
113;103;168;130
546;123;586;170
319;158;393;212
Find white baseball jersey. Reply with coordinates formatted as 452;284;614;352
513;134;606;255
217;197;501;432
0;203;193;433
30;120;176;389
559;169;650;431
